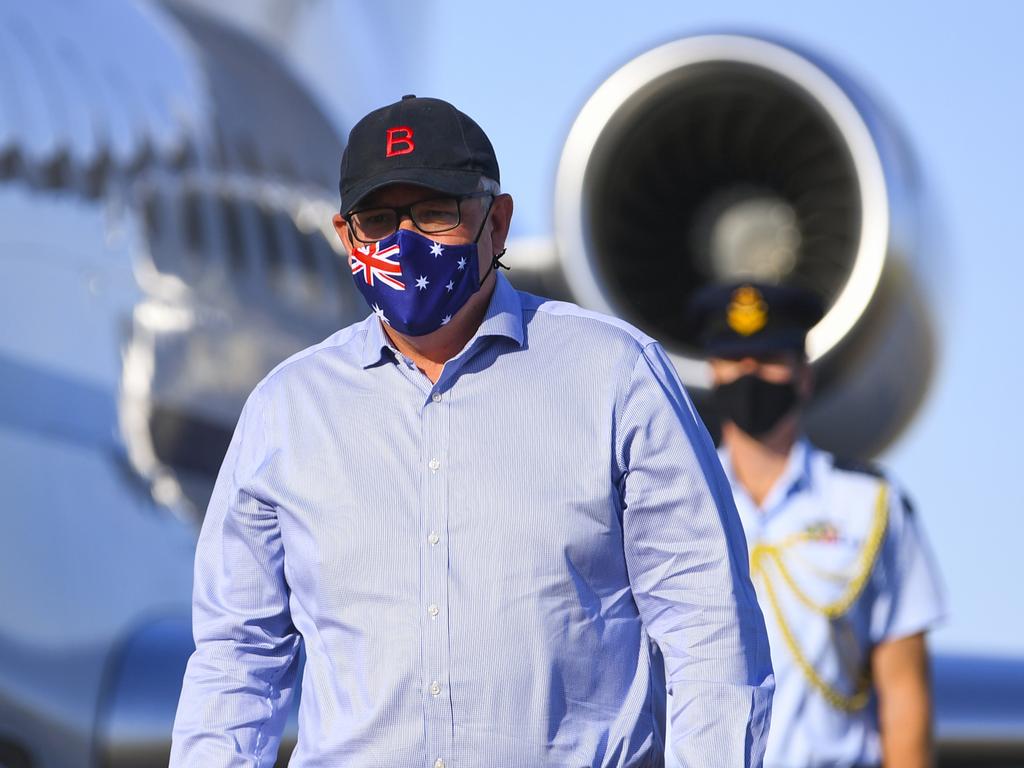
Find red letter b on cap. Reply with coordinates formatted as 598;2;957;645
385;126;415;157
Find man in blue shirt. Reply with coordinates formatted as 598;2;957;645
678;283;945;768
170;95;774;767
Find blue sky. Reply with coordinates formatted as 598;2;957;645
280;0;1024;654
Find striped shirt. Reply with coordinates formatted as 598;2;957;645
170;272;774;767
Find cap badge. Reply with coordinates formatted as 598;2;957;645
385;125;415;157
727;285;768;336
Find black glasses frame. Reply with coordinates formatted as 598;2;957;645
345;191;494;243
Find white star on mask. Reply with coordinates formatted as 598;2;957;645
371;303;390;325
415;275;429;290
445;280;455;292
457;257;467;270
430;242;444;257
440;314;452;326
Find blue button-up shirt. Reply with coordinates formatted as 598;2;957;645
171;273;774;768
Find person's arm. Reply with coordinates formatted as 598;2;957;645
616;341;774;767
170;385;301;767
867;480;946;768
872;632;932;768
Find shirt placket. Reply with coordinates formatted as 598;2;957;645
421;381;453;768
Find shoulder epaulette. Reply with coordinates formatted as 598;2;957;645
831;456;885;479
833;457;915;516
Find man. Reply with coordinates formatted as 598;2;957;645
682;282;945;768
170;95;773;767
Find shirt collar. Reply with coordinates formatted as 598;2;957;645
471;271;526;348
359;313;395;368
770;435;814;502
718;435;815;514
359;271;525;369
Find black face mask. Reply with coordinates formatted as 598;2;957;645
712;374;799;437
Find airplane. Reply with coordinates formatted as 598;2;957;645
0;1;1021;766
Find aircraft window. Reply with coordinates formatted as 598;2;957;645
142;189;162;243
0;148;20;180
220;198;246;273
259;203;284;281
83;152;109;199
320;236;347;289
295;218;321;277
277;211;325;301
142;187;189;279
183;187;205;268
43;154;71;191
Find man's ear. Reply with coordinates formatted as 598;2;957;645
332;213;353;254
488;194;514;255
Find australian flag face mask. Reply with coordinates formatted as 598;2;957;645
348;227;485;336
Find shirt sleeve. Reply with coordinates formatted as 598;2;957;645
869;478;947;644
170;385;302;767
615;342;774;768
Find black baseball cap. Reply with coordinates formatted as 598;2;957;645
689;281;825;356
339;95;500;214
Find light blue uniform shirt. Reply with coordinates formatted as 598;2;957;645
170;273;773;768
671;438;944;768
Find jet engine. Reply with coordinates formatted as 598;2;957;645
542;34;935;457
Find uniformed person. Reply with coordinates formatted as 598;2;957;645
673;282;946;768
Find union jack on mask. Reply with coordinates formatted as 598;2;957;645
349;228;482;336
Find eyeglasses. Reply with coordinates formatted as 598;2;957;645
345;192;493;243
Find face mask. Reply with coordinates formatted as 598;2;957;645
348;227;490;336
712;374;799;437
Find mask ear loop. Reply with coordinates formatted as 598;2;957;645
472;195;510;288
477;248;509;289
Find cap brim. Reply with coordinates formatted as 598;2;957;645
703;330;807;358
341;168;483;213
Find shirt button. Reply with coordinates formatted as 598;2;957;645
428;457;440;471
434;760;445;768
428;531;440;546
428;603;440;618
430;680;441;696
432;392;442;403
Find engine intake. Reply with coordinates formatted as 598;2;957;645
553;35;933;456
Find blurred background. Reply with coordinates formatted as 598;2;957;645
1;0;1022;766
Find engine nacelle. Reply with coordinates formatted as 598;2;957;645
548;34;934;457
